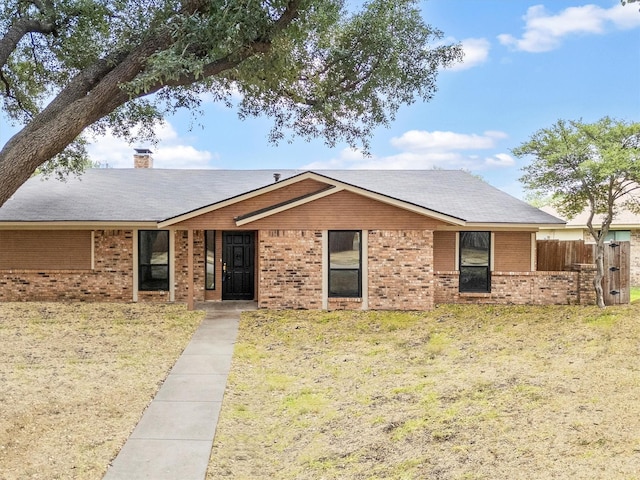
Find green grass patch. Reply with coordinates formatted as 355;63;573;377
281;389;330;416
584;311;618;327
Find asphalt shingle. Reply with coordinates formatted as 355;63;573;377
0;169;564;225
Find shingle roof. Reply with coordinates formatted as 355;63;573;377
541;203;640;228
0;169;564;225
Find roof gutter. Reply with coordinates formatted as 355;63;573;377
0;221;159;230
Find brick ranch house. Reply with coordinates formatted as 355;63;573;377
0;153;597;310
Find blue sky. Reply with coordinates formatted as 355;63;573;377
2;0;639;199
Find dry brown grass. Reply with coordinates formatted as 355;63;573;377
209;304;640;480
0;302;203;480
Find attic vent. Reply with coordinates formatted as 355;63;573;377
134;148;153;169
273;173;281;182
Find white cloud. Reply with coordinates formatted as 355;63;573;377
390;130;503;151
485;153;516;167
87;121;218;169
498;3;640;53
607;2;640;29
484;130;509;140
448;38;491;71
153;145;216;169
303;129;514;171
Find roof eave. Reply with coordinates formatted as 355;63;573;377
539;223;639;230
439;222;566;231
0;221;159;229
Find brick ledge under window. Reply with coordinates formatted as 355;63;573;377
459;292;492;298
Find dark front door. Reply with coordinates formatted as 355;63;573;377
222;231;255;300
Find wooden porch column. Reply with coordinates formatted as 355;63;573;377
187;229;194;311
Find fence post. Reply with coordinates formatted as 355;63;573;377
573;263;597;305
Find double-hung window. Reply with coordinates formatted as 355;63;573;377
328;230;362;297
459;231;490;293
138;230;169;291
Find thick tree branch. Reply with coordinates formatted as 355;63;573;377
0;17;56;67
139;0;302;94
0;0;462;212
0;0;304;207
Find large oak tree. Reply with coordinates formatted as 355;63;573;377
0;0;462;207
515;117;640;308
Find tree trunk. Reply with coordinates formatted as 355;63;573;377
0;91;126;206
0;36;163;207
585;198;612;309
0;2;292;208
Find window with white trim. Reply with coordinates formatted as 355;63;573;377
328;230;362;297
138;230;169;291
459;231;490;293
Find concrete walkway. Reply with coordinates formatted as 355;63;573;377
103;301;256;480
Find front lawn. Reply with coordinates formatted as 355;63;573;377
0;303;203;479
210;304;640;480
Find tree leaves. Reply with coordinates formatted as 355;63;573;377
0;0;461;206
516;117;640;220
515;117;640;307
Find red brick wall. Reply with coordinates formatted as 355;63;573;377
573;263;597;305
257;230;323;309
0;227;600;308
368;230;434;310
327;298;363;310
174;230;206;303
434;267;596;306
0;230;134;301
256;229;435;311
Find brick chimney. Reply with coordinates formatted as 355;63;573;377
133;148;153;168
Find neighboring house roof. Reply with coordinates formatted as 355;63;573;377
540;199;640;230
0;169;564;227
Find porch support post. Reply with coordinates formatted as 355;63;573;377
322;230;328;310
187;229;194;311
531;233;537;271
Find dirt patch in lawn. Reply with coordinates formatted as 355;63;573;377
0;302;203;480
209;304;640;480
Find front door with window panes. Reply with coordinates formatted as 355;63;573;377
222;232;255;300
459;231;490;292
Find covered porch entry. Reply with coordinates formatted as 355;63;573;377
186;229;257;309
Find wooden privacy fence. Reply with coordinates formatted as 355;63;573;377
536;240;630;305
536;240;594;271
